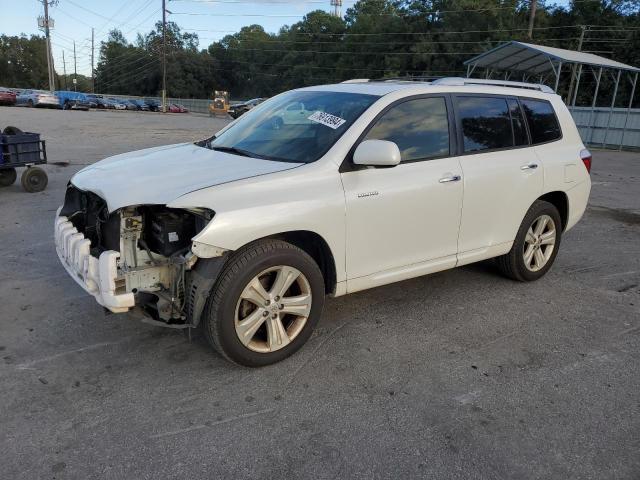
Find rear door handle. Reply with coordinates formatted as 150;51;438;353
439;175;462;183
521;163;538;170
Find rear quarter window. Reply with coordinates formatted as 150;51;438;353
520;99;562;144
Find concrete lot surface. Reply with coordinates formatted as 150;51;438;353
0;107;639;479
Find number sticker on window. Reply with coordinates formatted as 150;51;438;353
307;111;346;129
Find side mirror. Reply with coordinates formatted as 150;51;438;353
352;139;401;167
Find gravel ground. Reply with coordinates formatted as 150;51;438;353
0;106;639;480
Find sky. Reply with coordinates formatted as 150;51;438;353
0;0;573;77
0;0;359;76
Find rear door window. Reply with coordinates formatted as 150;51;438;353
457;96;513;153
520;99;561;144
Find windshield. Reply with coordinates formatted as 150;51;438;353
209;90;378;163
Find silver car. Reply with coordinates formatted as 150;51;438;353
16;89;60;108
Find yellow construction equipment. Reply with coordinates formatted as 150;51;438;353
208;90;230;117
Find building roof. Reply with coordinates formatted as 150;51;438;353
464;41;640;74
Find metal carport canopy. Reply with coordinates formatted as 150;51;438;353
464;41;640;75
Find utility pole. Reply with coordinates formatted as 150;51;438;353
330;0;342;17
91;27;95;93
162;0;167;113
40;0;56;91
527;0;537;39
62;50;67;89
567;25;587;104
73;40;77;91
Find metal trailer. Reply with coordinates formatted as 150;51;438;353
0;127;49;193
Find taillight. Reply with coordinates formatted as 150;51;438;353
580;148;592;174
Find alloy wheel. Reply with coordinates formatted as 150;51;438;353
234;265;312;353
523;214;556;272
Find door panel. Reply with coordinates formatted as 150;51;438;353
342;158;463;280
453;95;544;255
457;148;543;254
341;95;464;284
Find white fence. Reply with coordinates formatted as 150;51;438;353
569;107;640;150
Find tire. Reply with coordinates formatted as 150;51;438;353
3;126;23;135
496;200;562;282
202;239;325;367
27;100;34;108
21;167;48;193
0;168;17;187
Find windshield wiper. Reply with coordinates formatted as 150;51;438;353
210;145;260;158
210;144;299;163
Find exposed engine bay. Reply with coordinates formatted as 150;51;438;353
59;185;215;324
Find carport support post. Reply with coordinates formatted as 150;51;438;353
602;70;621;148
553;61;562;93
587;67;603;144
619;72;638;151
571;64;582;107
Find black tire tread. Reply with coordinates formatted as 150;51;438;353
495;200;562;282
203;238;321;366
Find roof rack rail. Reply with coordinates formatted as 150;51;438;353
340;79;371;83
431;77;555;93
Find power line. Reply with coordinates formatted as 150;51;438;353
187;25;586;36
198;36;579;46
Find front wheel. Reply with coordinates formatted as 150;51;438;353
496;200;562;282
202;239;325;367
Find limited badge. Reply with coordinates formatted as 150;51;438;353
307;111;346;129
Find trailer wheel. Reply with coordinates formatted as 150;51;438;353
3;126;24;135
21;167;48;193
0;168;17;187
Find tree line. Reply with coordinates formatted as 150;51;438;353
1;0;639;103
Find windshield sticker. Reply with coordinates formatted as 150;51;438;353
307;111;346;130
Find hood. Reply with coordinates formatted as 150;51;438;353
71;143;302;211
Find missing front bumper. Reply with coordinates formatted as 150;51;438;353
54;211;134;313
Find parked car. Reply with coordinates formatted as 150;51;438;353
145;99;160;112
122;99;138;111
54;78;591;367
86;94;110;109
0;88;17;106
16;90;60;108
106;98;126;110
168;103;188;113
131;99;150;111
228;97;265;119
56;91;91;110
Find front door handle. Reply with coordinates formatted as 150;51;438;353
439;175;462;183
521;163;539;170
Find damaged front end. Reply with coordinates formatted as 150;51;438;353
55;185;223;327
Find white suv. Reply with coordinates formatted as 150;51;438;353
54;78;591;366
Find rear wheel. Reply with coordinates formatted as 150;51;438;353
202;239;325;367
496;200;562;282
0;168;17;187
21;167;48;193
